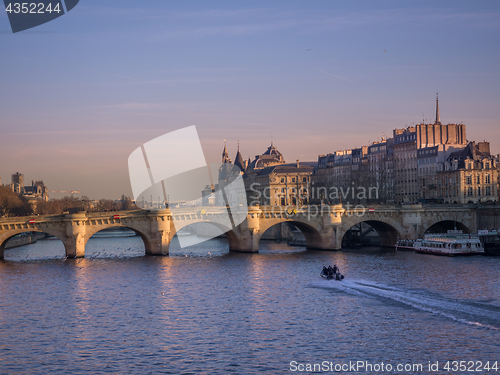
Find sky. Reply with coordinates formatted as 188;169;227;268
1;0;500;199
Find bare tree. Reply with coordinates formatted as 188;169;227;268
0;186;32;216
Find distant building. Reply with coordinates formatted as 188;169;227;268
201;184;215;206
436;142;499;204
313;140;394;205
23;180;49;202
243;143;315;206
213;141;247;207
393;126;418;203
11;172;24;194
312;150;353;204
393;95;467;203
246;161;315;206
5;172;49;203
247;142;285;169
312;95;493;206
418;144;464;202
475;141;491;157
366;138;394;204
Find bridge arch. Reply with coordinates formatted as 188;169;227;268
256;218;324;250
84;224;153;256
171;221;242;251
0;228;68;259
424;219;471;234
339;217;403;248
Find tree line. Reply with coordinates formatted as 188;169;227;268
0;186;137;217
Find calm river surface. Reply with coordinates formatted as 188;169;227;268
1;235;499;374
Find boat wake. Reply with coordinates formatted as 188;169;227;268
311;278;500;330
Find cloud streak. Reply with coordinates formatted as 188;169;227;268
319;71;353;83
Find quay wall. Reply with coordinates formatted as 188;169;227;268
476;206;500;232
5;232;48;249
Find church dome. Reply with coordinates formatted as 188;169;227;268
248;143;285;169
262;143;284;162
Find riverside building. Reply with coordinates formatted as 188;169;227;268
435;142;499;204
313;95;496;205
212;142;316;207
243;143;315;206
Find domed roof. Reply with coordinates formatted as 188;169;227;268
247;143;285;170
262;143;284;161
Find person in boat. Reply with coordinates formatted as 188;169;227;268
322;266;328;276
333;264;338;274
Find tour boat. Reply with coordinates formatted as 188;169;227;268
478;231;500;256
413;234;484;256
395;239;416;251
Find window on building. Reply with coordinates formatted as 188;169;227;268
280;177;285;183
478;187;481;196
302;177;307;183
466;175;472;185
476;175;481;185
486;186;491;196
486;174;491;184
291;177;296;183
467;187;473;196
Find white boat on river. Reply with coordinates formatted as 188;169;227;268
414;234;484;256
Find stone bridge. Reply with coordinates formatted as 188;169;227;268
0;204;480;259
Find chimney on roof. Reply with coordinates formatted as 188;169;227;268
296;159;300;168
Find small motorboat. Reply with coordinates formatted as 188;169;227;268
320;268;344;280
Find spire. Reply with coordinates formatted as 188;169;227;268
435;92;441;124
222;139;229;163
234;146;245;173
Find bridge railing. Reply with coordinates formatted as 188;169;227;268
0;213;67;224
0;203;482;225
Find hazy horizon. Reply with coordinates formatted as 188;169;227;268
1;1;499;199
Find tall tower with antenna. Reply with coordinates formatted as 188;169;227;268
435;92;441;124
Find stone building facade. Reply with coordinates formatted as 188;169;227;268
311;96;496;206
435;143;499;204
3;172;49;202
393;126;418;203
23;180;49;202
244;143;315;206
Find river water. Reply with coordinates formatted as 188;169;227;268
1;235;499;374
